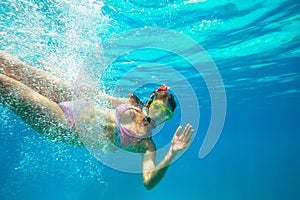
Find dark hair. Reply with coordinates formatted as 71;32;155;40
155;91;176;112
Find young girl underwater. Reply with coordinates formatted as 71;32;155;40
0;50;194;190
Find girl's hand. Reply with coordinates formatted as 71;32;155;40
171;124;194;153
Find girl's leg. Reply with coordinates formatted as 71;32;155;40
0;50;76;103
0;73;82;145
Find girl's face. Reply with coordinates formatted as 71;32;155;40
149;100;174;125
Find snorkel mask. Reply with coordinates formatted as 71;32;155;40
131;84;173;125
143;84;174;123
149;100;174;120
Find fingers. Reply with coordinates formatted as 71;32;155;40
174;125;182;137
181;124;194;141
174;124;194;141
183;124;191;135
186;125;194;139
171;124;194;151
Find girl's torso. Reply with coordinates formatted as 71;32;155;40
73;102;152;152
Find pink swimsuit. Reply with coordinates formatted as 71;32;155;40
58;101;149;149
115;104;151;148
58;99;89;129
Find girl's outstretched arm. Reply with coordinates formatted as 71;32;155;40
0;51;128;106
141;125;194;190
96;91;128;108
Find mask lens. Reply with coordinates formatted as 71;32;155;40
150;100;173;120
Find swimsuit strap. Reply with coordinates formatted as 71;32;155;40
115;104;141;123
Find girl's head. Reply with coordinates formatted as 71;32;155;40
148;90;176;125
154;91;176;112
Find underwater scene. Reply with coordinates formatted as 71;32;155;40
0;0;300;199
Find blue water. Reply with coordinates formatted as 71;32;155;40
1;0;300;199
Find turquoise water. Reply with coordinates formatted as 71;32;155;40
1;0;300;199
